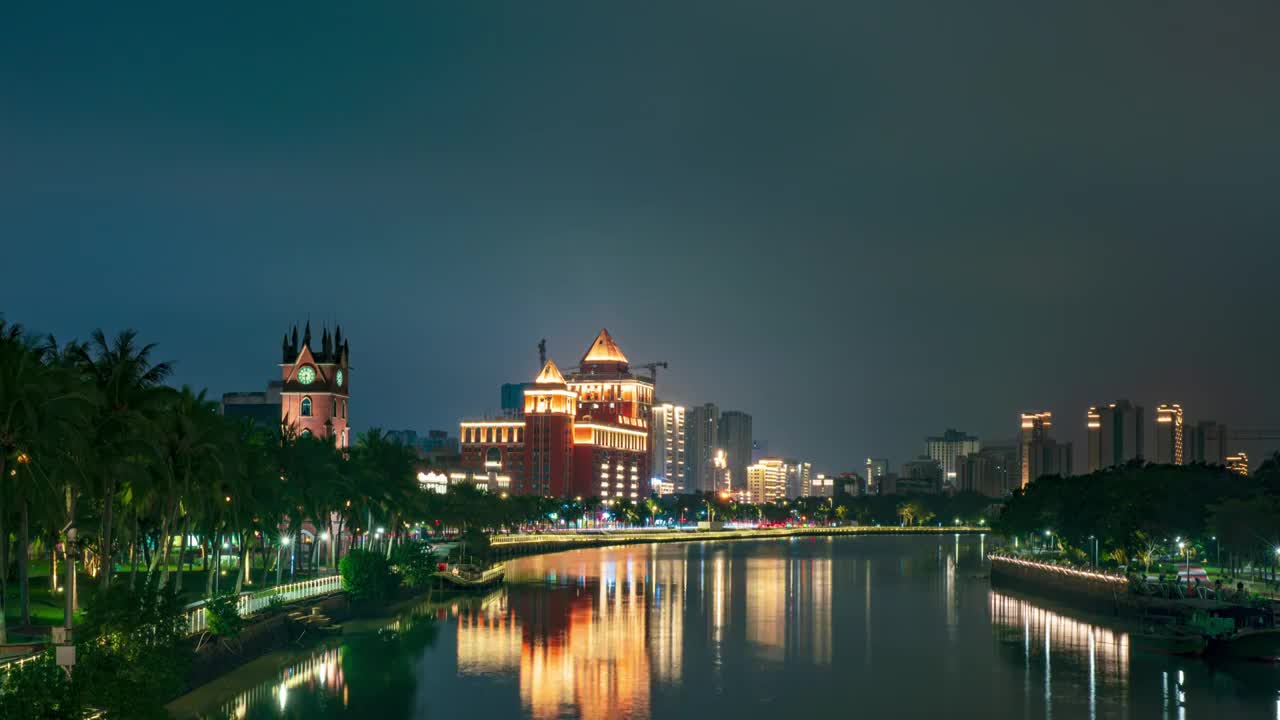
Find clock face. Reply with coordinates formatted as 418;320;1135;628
336;369;344;387
297;366;316;385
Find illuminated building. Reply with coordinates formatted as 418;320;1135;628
279;322;350;448
1019;411;1072;487
1226;452;1249;476
650;403;686;492
685;403;720;493
522;360;576;496
956;445;1018;497
565;330;653;500
1154;403;1184;465
783;459;813;499
1185;420;1228;465
711;448;732;493
809;473;835;498
865;458;888;495
746;458;787;504
459;329;651;498
1086;400;1145;472
925;429;981;488
460;419;527;490
718;411;753;496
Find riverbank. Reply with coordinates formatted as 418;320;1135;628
490;524;986;558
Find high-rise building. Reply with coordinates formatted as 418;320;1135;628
459;329;653;499
1226;452;1250;476
865;458;889;495
651;403;687;492
1019;411;1072;487
1185;420;1229;465
746;458;787;505
956;445;1018;497
809;474;835;498
1154;404;1184;465
1086;400;1145;472
279;322;351;448
719;411;753;496
926;429;981;487
896;457;943;494
685;403;720;493
783;459;813;499
711;448;732;493
751;439;769;464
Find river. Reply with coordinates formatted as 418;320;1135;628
170;535;1280;719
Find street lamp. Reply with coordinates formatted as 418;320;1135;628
1179;541;1189;581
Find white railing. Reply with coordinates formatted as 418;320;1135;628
0;651;44;677
184;574;344;636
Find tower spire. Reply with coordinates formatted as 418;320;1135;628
302;320;312;349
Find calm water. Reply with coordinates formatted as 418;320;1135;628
172;536;1280;719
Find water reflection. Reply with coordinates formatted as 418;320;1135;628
176;537;1280;720
989;591;1130;719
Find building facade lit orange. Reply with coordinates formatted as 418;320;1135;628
460;329;652;498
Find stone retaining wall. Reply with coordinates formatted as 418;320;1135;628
989;554;1128;613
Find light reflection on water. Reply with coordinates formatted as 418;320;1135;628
176;536;1280;719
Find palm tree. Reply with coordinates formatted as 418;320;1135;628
74;329;173;589
351;429;420;559
0;326;93;633
149;387;222;591
896;501;916;526
0;323;92;636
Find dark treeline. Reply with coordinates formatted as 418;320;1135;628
995;458;1280;573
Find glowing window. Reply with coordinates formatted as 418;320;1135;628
301;397;313;417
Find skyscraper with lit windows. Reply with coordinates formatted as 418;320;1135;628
1086;400;1145;471
1154;403;1184;465
651;403;686;492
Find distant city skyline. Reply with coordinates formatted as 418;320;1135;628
207;325;1278;478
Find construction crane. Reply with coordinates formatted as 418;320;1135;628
560;360;669;384
635;361;668;384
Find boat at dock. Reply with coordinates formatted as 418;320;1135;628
434;562;506;591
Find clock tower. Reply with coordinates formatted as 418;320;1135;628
280;321;350;448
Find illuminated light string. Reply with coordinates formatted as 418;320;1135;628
989;554;1128;585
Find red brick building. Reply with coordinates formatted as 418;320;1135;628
280;322;350;448
459;329;653;499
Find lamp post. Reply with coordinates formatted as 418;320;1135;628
1178;541;1188;582
1089;535;1098;568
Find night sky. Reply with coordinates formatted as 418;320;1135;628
3;2;1278;473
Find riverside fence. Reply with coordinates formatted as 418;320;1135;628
182;574;344;636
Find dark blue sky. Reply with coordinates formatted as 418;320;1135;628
3;2;1278;471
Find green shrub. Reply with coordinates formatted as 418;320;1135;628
340;549;395;605
0;651;84;720
205;590;246;638
72;572;191;719
389;541;436;588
